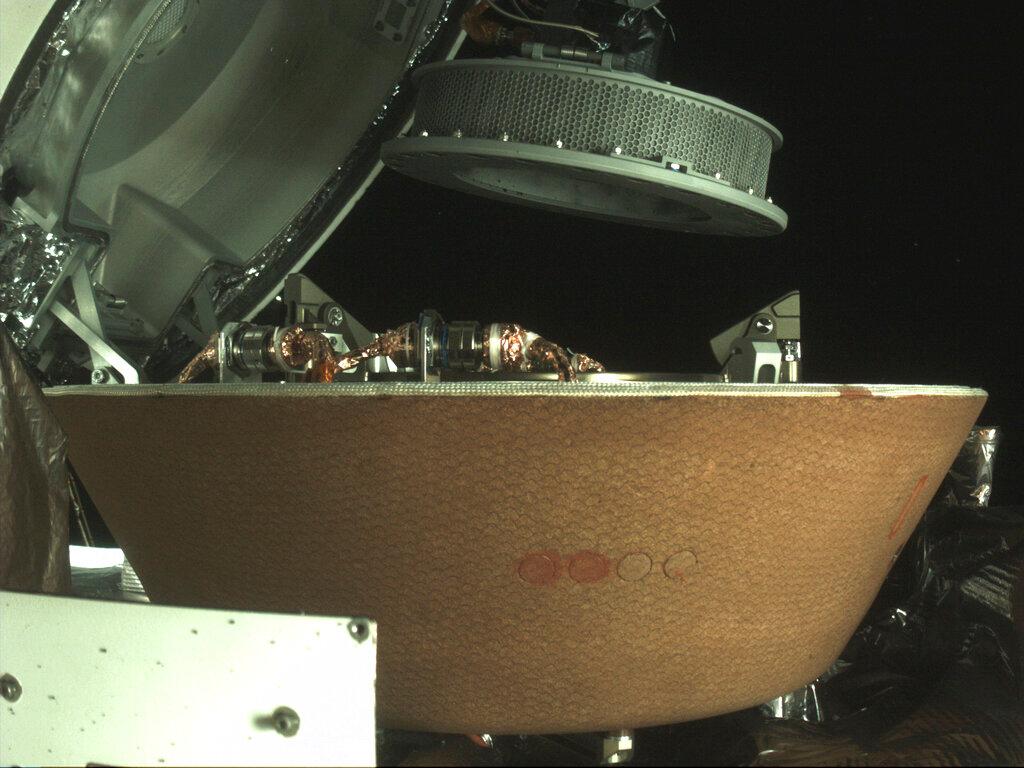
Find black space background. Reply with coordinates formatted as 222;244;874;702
306;1;1023;504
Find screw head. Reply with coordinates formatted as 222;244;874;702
347;619;370;643
324;306;344;327
754;317;774;334
613;146;623;155
272;706;300;737
452;129;463;138
0;674;22;702
500;131;510;142
418;130;429;137
554;139;564;149
91;368;110;385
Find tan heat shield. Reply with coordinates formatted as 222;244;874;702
46;382;985;733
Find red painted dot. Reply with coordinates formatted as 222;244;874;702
518;554;557;586
569;551;610;584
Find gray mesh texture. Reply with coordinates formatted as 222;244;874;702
410;61;776;197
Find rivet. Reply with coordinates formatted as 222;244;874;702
0;674;21;703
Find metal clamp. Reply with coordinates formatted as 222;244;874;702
710;290;801;383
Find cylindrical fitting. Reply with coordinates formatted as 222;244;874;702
441;321;482;371
779;340;801;383
230;325;274;373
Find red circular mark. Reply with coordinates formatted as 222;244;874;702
568;551;611;584
518;554;558;586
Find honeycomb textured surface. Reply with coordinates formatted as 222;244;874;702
48;385;984;733
410;60;777;196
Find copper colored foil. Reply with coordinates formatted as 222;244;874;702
484;323;605;381
497;324;529;371
0;327;71;593
278;326;337;382
526;337;577;381
178;321;604;382
572;353;606;373
335;323;416;374
177;334;220;384
461;1;530;47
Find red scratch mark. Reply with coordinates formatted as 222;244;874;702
838;387;874;398
888;475;929;540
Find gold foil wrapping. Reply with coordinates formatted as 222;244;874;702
483;323;605;381
572;353;606;374
335;323;416;373
279;326;337;383
178;321;604;383
177;334;220;384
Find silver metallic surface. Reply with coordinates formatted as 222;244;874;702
941;425;1001;507
1;0;463;381
119;558;147;596
761;661;843;724
780;339;801;383
723;338;782;383
442;320;481;371
0;327;70;593
50;300;140;384
601;729;634;765
711;291;801;366
207;0;461;319
0;201;73;347
407;58;778;195
383;57;786;234
0;588;378;766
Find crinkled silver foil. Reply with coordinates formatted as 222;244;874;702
760;662;845;723
0;326;71;593
761;424;1004;725
210;0;459;318
0;0;105;352
0;0;91;144
0;201;72;346
940;425;1000;507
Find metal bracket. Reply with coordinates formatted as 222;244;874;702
417;309;443;382
32;252;141;384
710;290;801;383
